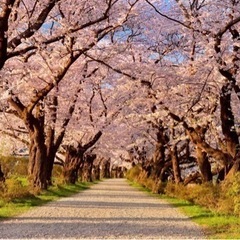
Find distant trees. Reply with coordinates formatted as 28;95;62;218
62;131;102;184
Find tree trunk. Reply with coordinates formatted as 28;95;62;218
62;131;102;184
226;152;240;178
152;122;169;180
171;145;182;184
196;146;212;182
81;154;96;182
45;152;55;186
101;159;111;178
152;142;165;179
45;125;58;186
167;109;231;174
0;2;11;69
28;129;47;189
159;160;172;182
0;164;5;182
63;146;83;184
220;83;239;157
92;164;100;181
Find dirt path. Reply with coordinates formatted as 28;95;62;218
0;179;205;239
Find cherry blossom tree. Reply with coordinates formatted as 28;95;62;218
0;0;140;189
136;0;240;181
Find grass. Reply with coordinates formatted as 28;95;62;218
128;181;240;239
0;181;94;220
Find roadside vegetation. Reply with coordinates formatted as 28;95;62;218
0;155;94;219
127;165;240;239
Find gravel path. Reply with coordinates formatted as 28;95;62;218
0;178;205;239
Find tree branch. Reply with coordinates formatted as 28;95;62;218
145;0;190;28
8;0;60;50
0;129;29;146
82;131;102;152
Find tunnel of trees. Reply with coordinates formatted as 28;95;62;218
0;0;239;195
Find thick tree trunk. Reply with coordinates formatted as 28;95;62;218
28;129;47;189
45;152;56;185
63;131;102;184
185;125;230;168
63;146;83;184
101;159;111;178
151;123;169;180
45;125;56;186
220;83;239;158
196;146;212;182
171;145;182;184
159;161;172;182
81;154;96;182
0;1;12;69
152;142;165;179
92;164;100;181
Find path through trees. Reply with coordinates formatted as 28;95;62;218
0;179;205;239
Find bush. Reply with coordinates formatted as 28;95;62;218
0;155;28;177
126;165;141;182
220;173;240;216
2;177;32;201
188;183;219;210
164;174;240;216
165;182;221;211
126;166;240;216
164;182;187;199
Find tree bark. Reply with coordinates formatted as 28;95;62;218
196;146;212;182
28;128;47;189
0;164;5;182
63;146;83;184
101;159;111;178
81;153;96;182
220;83;239;157
171;145;182;184
62;131;102;184
0;0;15;69
151;121;169;180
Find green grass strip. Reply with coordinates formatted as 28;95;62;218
128;181;240;239
0;181;94;220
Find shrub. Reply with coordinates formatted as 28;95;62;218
2;178;32;201
127;166;240;216
164;182;189;200
166;182;220;209
187;183;220;210
0;155;28;177
220;173;240;216
52;165;63;179
126;165;141;182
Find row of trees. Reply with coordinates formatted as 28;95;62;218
0;0;140;189
124;0;240;185
0;0;240;189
